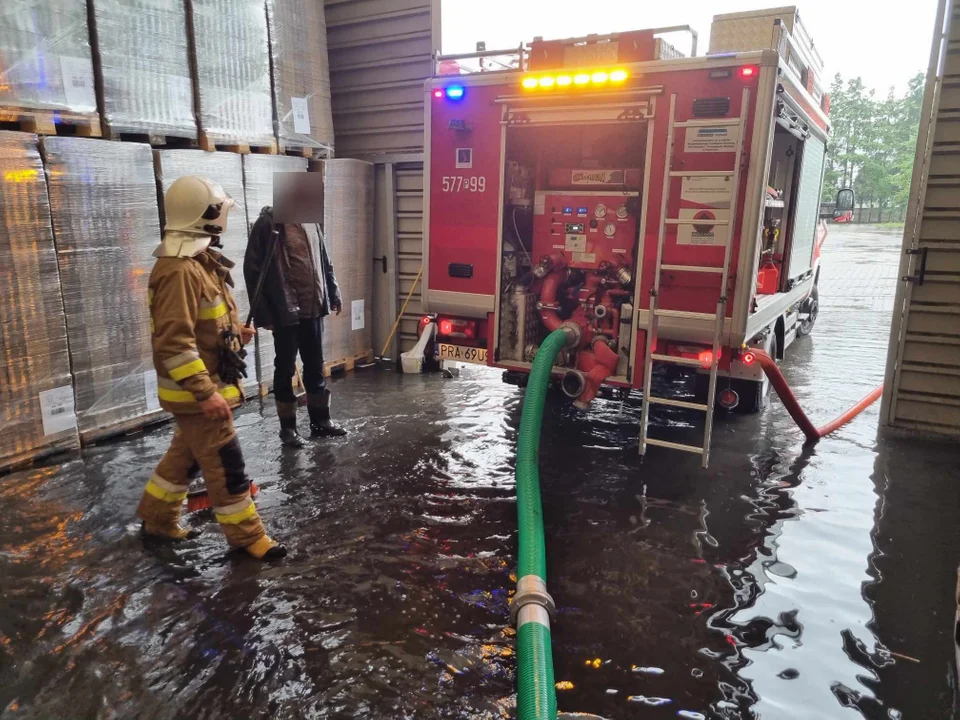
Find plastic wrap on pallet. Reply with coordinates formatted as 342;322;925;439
188;0;273;146
154;149;257;396
43;137;163;438
89;0;196;139
323;159;374;365
0;131;79;469
241;154;309;388
266;0;334;152
0;1;97;113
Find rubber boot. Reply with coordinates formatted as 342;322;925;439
308;390;347;437
244;535;288;561
276;400;306;448
141;521;200;541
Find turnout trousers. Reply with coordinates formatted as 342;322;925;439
136;413;266;548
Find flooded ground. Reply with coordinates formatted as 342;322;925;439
2;225;958;719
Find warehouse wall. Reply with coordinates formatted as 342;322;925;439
324;0;439;358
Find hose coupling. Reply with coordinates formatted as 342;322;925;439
559;321;582;348
510;575;557;627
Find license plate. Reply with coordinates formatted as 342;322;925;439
437;343;487;365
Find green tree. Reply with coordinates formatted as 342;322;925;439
822;72;924;218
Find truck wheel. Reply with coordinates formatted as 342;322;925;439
797;285;819;337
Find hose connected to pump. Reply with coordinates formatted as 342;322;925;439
511;327;574;720
751;349;883;442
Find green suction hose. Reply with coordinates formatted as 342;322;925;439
513;327;573;720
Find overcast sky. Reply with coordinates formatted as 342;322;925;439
441;0;937;95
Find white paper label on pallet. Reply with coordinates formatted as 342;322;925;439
143;371;160;411
683;125;739;153
677;176;731;246
291;97;311;134
59;56;95;111
39;385;77;437
351;299;365;331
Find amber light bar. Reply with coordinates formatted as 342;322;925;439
521;68;629;90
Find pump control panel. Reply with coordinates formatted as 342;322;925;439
533;191;640;270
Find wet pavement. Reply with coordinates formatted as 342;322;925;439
2;225;958;719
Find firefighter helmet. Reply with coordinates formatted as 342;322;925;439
163;176;235;236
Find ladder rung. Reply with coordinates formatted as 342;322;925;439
654;309;719;321
674;118;742;128
647;396;709;411
668;171;734;178
661;264;724;274
644;437;705;455
665;218;730;227
650;353;704;367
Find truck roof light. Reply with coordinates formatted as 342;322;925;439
522;76;539;89
739;66;758;79
556;75;572;86
591;71;609;84
538;76;555;88
610;69;628;82
445;85;465;100
433;89;443;98
574;73;590;85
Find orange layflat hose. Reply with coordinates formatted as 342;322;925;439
751;349;883;443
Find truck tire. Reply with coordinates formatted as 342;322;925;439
797;285;819;337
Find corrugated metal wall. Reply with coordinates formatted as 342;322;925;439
324;0;438;157
881;0;960;437
325;0;437;358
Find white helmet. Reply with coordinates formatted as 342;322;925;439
164;176;235;236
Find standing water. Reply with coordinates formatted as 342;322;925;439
1;226;957;719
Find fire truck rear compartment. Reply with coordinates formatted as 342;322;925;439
495;120;648;404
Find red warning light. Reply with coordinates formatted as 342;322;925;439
739;66;758;79
439;319;454;336
433;89;443;99
698;350;713;368
741;351;756;365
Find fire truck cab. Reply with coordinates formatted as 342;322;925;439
420;7;851;464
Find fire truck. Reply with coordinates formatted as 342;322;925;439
419;7;853;466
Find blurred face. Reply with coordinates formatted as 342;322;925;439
273;172;324;224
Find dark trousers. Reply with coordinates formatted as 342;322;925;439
273;317;326;403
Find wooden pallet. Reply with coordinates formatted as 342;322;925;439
0;108;102;137
79;409;171;446
0;439;80;476
278;142;333;160
323;349;374;378
198;133;278;155
102;127;198;147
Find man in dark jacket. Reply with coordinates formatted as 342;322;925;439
244;206;347;446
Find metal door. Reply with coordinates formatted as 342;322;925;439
881;0;960;436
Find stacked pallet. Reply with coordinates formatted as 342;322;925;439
322;159;375;371
0;132;79;471
241;154;311;391
154;148;258;397
266;0;335;156
0;1;101;136
88;0;196;142
187;0;275;153
42;138;165;442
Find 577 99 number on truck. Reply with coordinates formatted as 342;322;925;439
437;343;488;365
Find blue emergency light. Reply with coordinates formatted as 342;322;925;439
445;85;465;100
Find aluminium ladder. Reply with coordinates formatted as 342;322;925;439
639;89;750;468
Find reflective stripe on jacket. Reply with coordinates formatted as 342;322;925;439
148;249;244;414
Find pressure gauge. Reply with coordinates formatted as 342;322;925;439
594;204;607;219
604;223;616;237
616;204;629;219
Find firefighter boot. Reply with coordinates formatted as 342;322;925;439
308;390;347;437
276;399;306;448
244;535;288;560
137;433;202;541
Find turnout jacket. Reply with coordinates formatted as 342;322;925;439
148;245;244;414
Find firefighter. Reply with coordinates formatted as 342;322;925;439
136;176;286;561
244;205;347;448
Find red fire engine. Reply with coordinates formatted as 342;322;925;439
419;7;853;466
